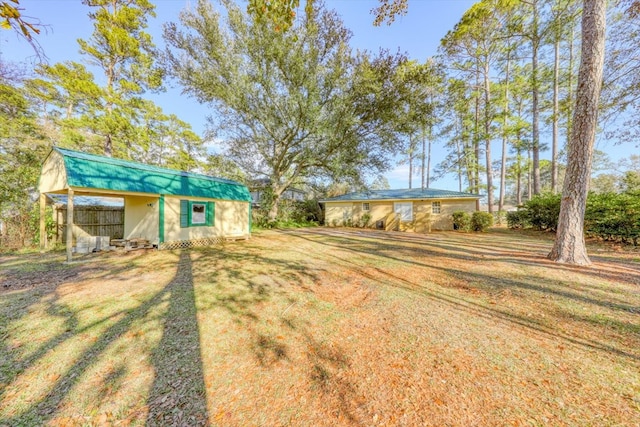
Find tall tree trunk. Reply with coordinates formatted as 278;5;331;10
516;100;524;205
409;134;413;189
426;128;432;189
456;117;467;193
105;134;113;157
267;183;285;221
456;137;463;193
527;147;532;201
516;151;522;205
421;127;426;189
531;0;541;195
267;201;279;222
474;65;481;194
499;50;511;212
105;59;116;157
566;26;575;151
552;39;560;193
548;0;606;265
484;62;494;213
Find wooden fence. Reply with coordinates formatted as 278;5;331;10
56;206;124;243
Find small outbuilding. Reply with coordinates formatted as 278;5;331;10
320;188;480;232
39;147;252;260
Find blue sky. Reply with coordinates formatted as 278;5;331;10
5;0;625;193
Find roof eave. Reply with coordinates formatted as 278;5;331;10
320;196;481;203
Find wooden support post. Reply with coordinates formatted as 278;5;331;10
39;193;46;252
66;188;74;263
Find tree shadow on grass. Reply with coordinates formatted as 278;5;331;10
0;252;179;410
290;228;640;311
305;227;640;287
303;329;363;425
146;251;208;426
285;229;640;363
0;260;100;408
189;245;365;424
191;246;319;324
0;251;209;426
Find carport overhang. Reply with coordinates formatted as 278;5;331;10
39;185;160;263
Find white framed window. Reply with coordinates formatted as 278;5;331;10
191;203;206;224
362;202;370;211
432;201;441;214
394;202;413;222
180;200;215;227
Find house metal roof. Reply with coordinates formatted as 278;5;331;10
47;194;124;207
320;188;480;202
53;147;252;202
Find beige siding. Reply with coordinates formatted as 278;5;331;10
368;202;394;227
163;196;249;243
431;199;476;230
124;196;160;244
325;203;353;226
324;198;477;232
39;151;68;193
344;201;396;228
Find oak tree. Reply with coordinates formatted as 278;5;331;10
165;0;411;219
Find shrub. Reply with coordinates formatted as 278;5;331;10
252;209;276;229
506;210;529;229
508;191;640;246
493;210;507;226
471;211;493;232
452;211;471;232
30;204;56;247
359;212;372;228
252;199;321;229
523;193;561;231
585;192;640;245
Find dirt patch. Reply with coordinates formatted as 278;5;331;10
0;267;78;291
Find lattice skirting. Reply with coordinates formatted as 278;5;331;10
157;235;248;250
158;237;223;250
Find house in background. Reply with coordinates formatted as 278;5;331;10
320;188;480;232
39;147;252;260
249;178;306;207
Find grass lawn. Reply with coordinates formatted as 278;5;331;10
1;228;639;426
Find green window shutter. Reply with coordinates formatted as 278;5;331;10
180;200;189;228
206;201;215;226
159;195;165;243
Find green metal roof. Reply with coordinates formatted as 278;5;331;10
320;188;480;202
53;147;251;202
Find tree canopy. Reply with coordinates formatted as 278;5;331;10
165;0;414;219
24;0;205;167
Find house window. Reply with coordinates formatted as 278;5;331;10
394;202;413;222
362;202;370;211
191;203;206;224
180;200;215;227
432;201;441;214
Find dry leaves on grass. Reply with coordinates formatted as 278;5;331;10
1;229;639;426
